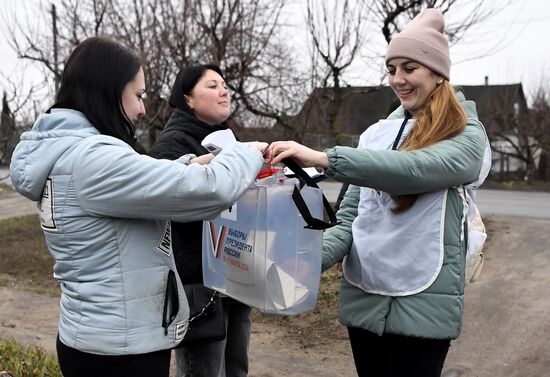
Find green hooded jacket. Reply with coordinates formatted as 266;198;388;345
322;92;487;339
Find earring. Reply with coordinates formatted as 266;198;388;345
436;79;444;85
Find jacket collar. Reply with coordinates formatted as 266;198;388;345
162;109;227;142
386;91;479;121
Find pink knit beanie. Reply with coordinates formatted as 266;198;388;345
385;8;450;80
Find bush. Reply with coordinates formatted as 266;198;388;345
0;338;61;377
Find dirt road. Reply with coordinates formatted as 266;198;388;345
1;188;549;376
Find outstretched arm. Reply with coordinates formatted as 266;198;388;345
268;121;486;195
267;141;329;169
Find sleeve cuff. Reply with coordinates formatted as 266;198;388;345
176;154;197;165
324;148;337;177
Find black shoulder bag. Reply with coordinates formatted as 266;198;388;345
176;284;226;347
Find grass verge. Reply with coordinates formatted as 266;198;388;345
0;183;14;198
0;338;61;377
0;213;344;349
252;266;345;348
0;212;495;353
0;215;59;296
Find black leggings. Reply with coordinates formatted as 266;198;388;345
347;327;451;377
56;335;171;377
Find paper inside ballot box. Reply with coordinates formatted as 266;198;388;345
263;256;309;310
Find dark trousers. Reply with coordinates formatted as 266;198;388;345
347;327;451;377
175;299;251;377
56;335;171;377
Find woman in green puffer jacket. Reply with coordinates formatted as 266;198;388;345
267;8;490;377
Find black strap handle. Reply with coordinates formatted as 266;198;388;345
282;158;340;230
391;110;411;150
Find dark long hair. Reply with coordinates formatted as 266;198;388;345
52;37;142;145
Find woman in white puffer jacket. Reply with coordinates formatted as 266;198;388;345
10;36;266;377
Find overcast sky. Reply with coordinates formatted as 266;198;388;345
1;0;549;107
449;0;550;97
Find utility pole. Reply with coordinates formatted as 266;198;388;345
52;4;59;92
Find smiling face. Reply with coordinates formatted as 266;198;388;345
186;69;230;125
121;67;146;123
387;58;442;115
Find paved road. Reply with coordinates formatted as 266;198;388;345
0;168;38;220
475;189;550;219
0;192;38;220
318;180;550;219
2;174;549;220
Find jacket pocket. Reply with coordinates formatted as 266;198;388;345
162;269;180;335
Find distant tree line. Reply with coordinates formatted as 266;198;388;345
6;0;545;183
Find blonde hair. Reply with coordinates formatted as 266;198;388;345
391;81;467;213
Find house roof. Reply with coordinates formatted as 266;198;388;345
457;84;527;134
293;86;399;135
297;83;527;135
237;83;527;147
458;83;527;113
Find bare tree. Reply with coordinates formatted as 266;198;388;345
109;0;307;140
0;92;15;165
1;0;308;147
530;89;550;168
306;0;367;90
297;0;515;148
489;116;539;181
192;0;308;134
483;85;550;182
1;0;522;155
519;88;550;181
107;0;181;147
367;0;509;46
0;88;36;165
304;0;369;144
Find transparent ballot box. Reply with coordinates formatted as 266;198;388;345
202;175;335;315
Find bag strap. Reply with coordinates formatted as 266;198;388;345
282;158;340;230
188;290;218;328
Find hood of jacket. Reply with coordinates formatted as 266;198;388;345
385;90;490;188
10;109;100;201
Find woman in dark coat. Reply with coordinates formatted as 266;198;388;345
149;64;251;377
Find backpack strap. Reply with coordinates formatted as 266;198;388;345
457;185;487;283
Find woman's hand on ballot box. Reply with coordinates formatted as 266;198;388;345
244;141;269;156
190;141;268;165
190;153;215;165
266;141;329;169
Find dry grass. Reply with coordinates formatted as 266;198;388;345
252;266;346;348
0;338;61;377
0;183;14;198
1;214;495;351
0;214;345;349
251;215;498;349
0;215;59;296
